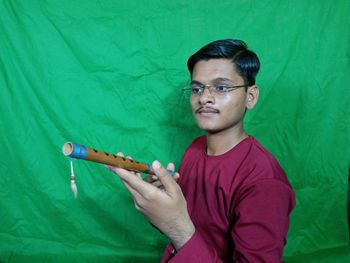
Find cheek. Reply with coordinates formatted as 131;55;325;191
220;96;238;107
220;96;246;113
190;97;197;111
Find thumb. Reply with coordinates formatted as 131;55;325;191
152;160;177;195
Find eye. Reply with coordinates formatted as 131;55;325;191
191;86;204;94
214;85;230;93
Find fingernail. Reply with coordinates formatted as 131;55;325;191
152;160;161;169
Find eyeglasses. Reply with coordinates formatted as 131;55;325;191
183;81;248;98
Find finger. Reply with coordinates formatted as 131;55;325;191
143;175;161;183
166;163;175;174
107;163;141;179
151;180;163;188
148;170;179;183
152;161;178;195
122;179;143;199
115;166;160;197
105;164;113;170
121;180;147;210
173;172;180;182
105;163;126;174
143;175;154;183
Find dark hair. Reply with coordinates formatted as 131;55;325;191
187;39;260;86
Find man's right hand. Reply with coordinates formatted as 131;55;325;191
106;154;195;250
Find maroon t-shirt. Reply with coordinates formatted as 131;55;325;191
161;136;295;263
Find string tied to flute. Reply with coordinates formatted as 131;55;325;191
70;159;78;199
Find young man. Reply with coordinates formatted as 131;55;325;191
107;39;295;262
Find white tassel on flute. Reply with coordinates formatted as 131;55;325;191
70;159;78;199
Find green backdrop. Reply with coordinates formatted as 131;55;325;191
0;0;349;262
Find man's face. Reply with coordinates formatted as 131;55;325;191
190;58;257;134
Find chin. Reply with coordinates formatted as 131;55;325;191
197;123;221;133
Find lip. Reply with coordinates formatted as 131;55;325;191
195;107;220;115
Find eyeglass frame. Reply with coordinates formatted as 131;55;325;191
182;79;249;97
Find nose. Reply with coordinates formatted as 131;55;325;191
199;86;215;104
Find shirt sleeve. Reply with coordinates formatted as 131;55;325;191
232;179;295;263
161;179;295;263
160;231;221;263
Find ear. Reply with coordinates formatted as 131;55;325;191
246;85;259;110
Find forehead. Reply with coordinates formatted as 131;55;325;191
192;59;242;83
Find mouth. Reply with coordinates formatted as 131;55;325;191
195;107;220;115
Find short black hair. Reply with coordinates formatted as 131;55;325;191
187;39;260;86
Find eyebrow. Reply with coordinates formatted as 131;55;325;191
190;77;233;85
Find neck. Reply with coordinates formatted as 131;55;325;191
206;125;248;156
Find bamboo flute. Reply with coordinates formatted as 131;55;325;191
62;142;156;175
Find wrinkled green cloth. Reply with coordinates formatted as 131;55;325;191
0;1;349;262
